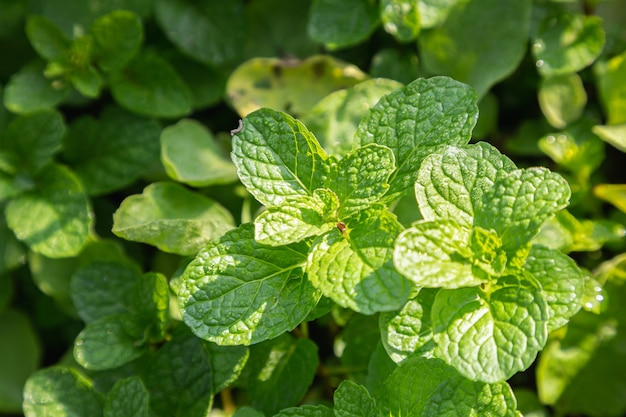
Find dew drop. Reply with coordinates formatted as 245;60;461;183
546;135;556;144
536;59;544;68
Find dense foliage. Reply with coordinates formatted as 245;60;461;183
1;0;626;416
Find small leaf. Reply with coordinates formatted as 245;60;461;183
112;182;235;256
104;377;149;417
178;223;320;345
160;119;238;187
308;0;379;49
231;108;329;206
596;50;626;125
538;74;587;129
334;380;377;417
356;76;478;201
594;183;626;214
432;274;549;382
91;10;143;72
380;0;420;42
25;15;69;61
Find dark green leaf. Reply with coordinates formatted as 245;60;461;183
130;272;169;340
91;10;143;73
104;377;149;417
25;15;69;61
308;0;379;49
334;380;377;417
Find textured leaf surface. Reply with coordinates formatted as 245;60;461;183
274;405;334;417
161;119;237;187
356;76;478;200
179;224;319;345
232;108;329;206
308;0;379;49
112;182;234;256
334;380;377;417
307;208;411;314
432;274;549;382
104;377;149;417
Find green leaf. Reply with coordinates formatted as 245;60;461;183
594;183;626;214
70;262;140;324
112;182;235;256
232;407;265;417
3;60;70;114
63;106;162;196
329;144;395;218
246;334;319;415
0;218;25;275
369;49;420;85
25;15;69;61
161;119;238;187
334;380;377;417
356;76;478;201
532;11;605;76
419;0;531;97
104;377;149;417
379;288;437;363
0;310;41;413
418;0;459;28
1;110;65;175
365;341;398;398
592;123;626;153
204;341;250;394
538;74;587;129
525;245;585;332
5;164;91;258
254;188;339;246
415;142;516;226
307;207;412;314
232;108;329;206
302;78;403;157
168;52;227;110
432;274;549;382
91;10;143;73
226;55;368;118
109;51;192;118
596;50;626;125
130;272;169;340
178;223;320;345
154;0;245;66
274;405;334;417
474;167;571;253
23;367;103;417
308;0;379;50
74;314;147;371
338;314;381;384
393;219;484;288
380;355;519;417
380;0;420;42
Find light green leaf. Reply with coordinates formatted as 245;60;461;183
594;183;626;213
3;60;70;114
591;123;626;153
334;380;376;417
379;288;437;363
420;0;531;98
74;314;147;371
112;182;235;256
246;334;319;415
525;245;585;332
308;0;379;50
596;50;626;124
538;74;587;129
532;11;605;76
274;405;334;417
25;15;69;61
109;51;192;118
415;142;516;225
104;377;149;417
178;223;320;345
254;188;339;246
63;106;162;196
356;76;478;201
380;355;519;417
91;10;143;73
432;274;549;383
5;164;91;258
130;272;169;340
380;0;420;42
23;367;103;417
302;78;403;157
154;0;245;66
232;108;329;206
474;167;571;253
0;218;25;274
307;207;412;314
160;119;237;187
418;0;459;28
393;219;484;288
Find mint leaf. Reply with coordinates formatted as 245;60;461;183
204;341;250;394
274;405;334;417
474;167;571;253
418;0;458;28
339;314;381;384
112;182;235;256
5;164;91;258
307;0;379;49
91;10;143;73
432;274;549;382
233;407;265;417
23;367;103;417
161;119;237;187
596;50;626;125
232;108;329;206
130;272;169;340
104;377;149;417
415;142;516;225
254;188;339;246
25;15;69;61
334;380;376;417
356;76;478;201
179;223;320;345
307;207;412;314
380;0;420;42
524;245;585;332
393;219;483;288
538;74;587;129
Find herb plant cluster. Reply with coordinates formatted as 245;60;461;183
1;1;625;417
